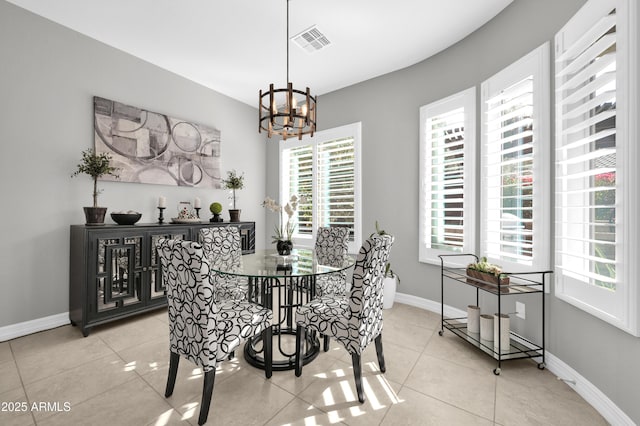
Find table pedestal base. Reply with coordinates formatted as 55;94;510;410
244;327;320;371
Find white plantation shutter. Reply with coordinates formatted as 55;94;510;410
419;88;476;264
555;0;639;335
484;77;534;263
317;137;356;240
280;123;362;252
285;145;313;237
481;43;550;272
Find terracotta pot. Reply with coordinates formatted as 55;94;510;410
83;207;107;226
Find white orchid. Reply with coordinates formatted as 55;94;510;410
262;194;307;243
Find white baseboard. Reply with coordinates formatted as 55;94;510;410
393;291;634;426
545;352;636;426
0;312;70;342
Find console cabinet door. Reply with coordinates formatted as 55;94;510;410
92;232;145;320
146;228;190;305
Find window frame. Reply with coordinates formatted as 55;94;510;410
279;122;362;253
419;87;477;265
554;0;639;335
480;42;551;273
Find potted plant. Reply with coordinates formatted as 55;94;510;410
262;195;305;255
222;169;244;222
209;202;223;222
372;221;400;309
466;256;510;290
71;148;119;225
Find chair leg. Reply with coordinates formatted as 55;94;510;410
294;325;305;377
351;352;365;403
323;335;331;352
263;326;273;379
165;352;180;398
375;334;386;373
198;370;216;426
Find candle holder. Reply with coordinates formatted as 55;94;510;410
194;207;201;218
157;207;166;224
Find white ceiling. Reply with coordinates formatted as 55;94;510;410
7;0;513;106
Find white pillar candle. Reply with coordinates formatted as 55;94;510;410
158;196;166;208
493;314;510;354
194;197;201;208
467;305;480;334
480;314;494;342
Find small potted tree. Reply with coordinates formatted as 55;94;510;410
71;148;119;225
372;221;400;309
222;169;244;222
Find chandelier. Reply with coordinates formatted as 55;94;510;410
259;0;316;140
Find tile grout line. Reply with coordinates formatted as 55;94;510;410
7;341;37;426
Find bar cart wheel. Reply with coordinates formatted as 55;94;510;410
438;330;444;336
537;363;546;370
493;368;501;375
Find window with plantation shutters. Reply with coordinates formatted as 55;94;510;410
280;123;362;252
555;0;639;335
419;88;476;264
481;43;550;272
317;137;356;233
285;145;313;237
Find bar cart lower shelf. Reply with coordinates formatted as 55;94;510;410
438;254;552;375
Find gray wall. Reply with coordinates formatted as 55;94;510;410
265;0;640;422
0;1;267;328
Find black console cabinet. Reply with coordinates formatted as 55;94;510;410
69;222;255;336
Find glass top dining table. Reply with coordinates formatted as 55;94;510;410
210;248;356;278
210;248;356;371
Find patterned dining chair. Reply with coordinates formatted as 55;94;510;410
314;226;350;296
199;227;248;302
157;238;273;425
294;234;394;403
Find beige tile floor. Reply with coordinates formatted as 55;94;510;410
0;303;606;426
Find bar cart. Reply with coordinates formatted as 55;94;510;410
438;254;552;375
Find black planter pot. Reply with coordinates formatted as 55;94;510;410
229;209;241;222
276;240;293;255
83;207;107;226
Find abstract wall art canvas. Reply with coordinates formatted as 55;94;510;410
94;96;222;188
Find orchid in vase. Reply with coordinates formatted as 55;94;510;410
262;194;307;255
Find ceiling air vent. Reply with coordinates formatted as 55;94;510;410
292;26;331;53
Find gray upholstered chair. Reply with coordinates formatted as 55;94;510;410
199;227;248;302
157;238;273;425
294;234;394;403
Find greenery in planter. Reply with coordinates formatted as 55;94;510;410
222;169;244;209
372;221;400;284
467;256;504;278
71;149;119;207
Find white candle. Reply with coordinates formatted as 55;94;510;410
194;197;201;208
158;196;166;208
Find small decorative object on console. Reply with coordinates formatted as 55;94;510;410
111;211;142;225
171;202;201;223
71;148;120;225
222;169;244;222
209;202;224;222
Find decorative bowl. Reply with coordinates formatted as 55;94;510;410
111;212;142;225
